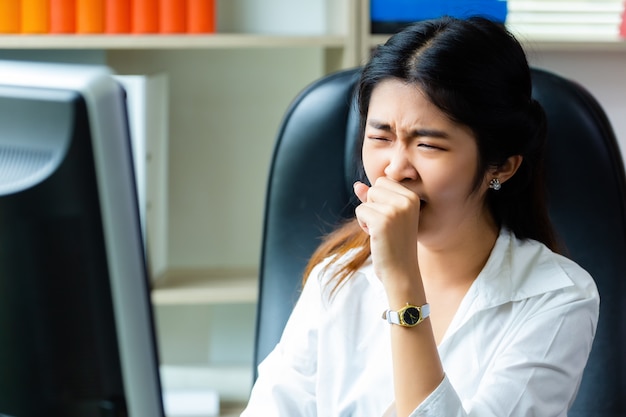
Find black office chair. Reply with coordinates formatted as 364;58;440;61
254;67;626;415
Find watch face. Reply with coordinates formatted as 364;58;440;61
401;306;421;326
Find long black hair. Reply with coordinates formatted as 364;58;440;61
357;16;558;251
304;16;559;289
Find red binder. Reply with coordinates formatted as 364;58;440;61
160;0;186;33
50;0;76;33
0;0;20;33
21;0;49;33
105;0;131;33
132;0;158;33
76;0;104;33
187;0;215;33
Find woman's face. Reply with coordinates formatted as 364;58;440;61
362;78;493;246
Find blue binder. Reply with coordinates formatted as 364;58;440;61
371;0;508;33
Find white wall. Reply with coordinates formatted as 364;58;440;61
108;48;328;272
527;48;626;164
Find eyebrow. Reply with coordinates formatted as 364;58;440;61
366;119;450;139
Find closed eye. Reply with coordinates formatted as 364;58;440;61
418;143;442;150
367;135;391;142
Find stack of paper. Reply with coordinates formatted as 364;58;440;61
507;0;624;40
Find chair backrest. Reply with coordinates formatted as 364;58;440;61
254;67;626;415
254;68;361;372
531;68;626;416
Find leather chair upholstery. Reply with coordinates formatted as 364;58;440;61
254;67;626;415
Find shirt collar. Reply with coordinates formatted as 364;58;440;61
472;228;574;311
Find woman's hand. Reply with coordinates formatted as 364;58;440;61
353;177;422;288
355;177;443;417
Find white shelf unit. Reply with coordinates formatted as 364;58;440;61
110;3;357;411
0;2;360;413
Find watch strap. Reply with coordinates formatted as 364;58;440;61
385;309;402;325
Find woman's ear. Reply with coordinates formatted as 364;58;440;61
488;155;523;185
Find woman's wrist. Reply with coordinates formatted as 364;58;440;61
380;271;427;309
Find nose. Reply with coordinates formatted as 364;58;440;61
383;144;418;182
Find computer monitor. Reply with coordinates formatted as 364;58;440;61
0;60;165;417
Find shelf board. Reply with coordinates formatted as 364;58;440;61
0;34;346;50
152;268;258;305
220;402;247;417
160;364;251;404
514;35;626;52
370;32;626;52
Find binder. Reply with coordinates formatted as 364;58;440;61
619;1;626;39
0;0;20;33
113;74;170;277
50;0;76;33
77;0;105;33
21;0;49;33
160;0;186;33
187;0;215;33
132;0;158;33
106;0;131;33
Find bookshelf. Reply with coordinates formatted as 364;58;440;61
114;2;357;412
361;0;626;61
0;1;360;413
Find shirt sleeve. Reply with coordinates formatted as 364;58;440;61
405;275;599;417
240;265;325;417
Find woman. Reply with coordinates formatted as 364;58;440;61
242;16;599;417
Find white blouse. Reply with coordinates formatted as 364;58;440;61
241;229;600;417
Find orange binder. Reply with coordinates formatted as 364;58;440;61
0;0;20;33
50;0;76;33
105;0;131;33
76;0;104;33
160;0;186;33
132;0;158;33
187;0;215;33
21;0;49;33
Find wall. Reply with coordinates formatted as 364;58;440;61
528;49;626;162
108;48;328;271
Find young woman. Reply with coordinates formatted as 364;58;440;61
241;16;599;417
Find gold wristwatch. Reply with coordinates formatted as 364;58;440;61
382;303;430;327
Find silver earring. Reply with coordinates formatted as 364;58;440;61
489;178;501;191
